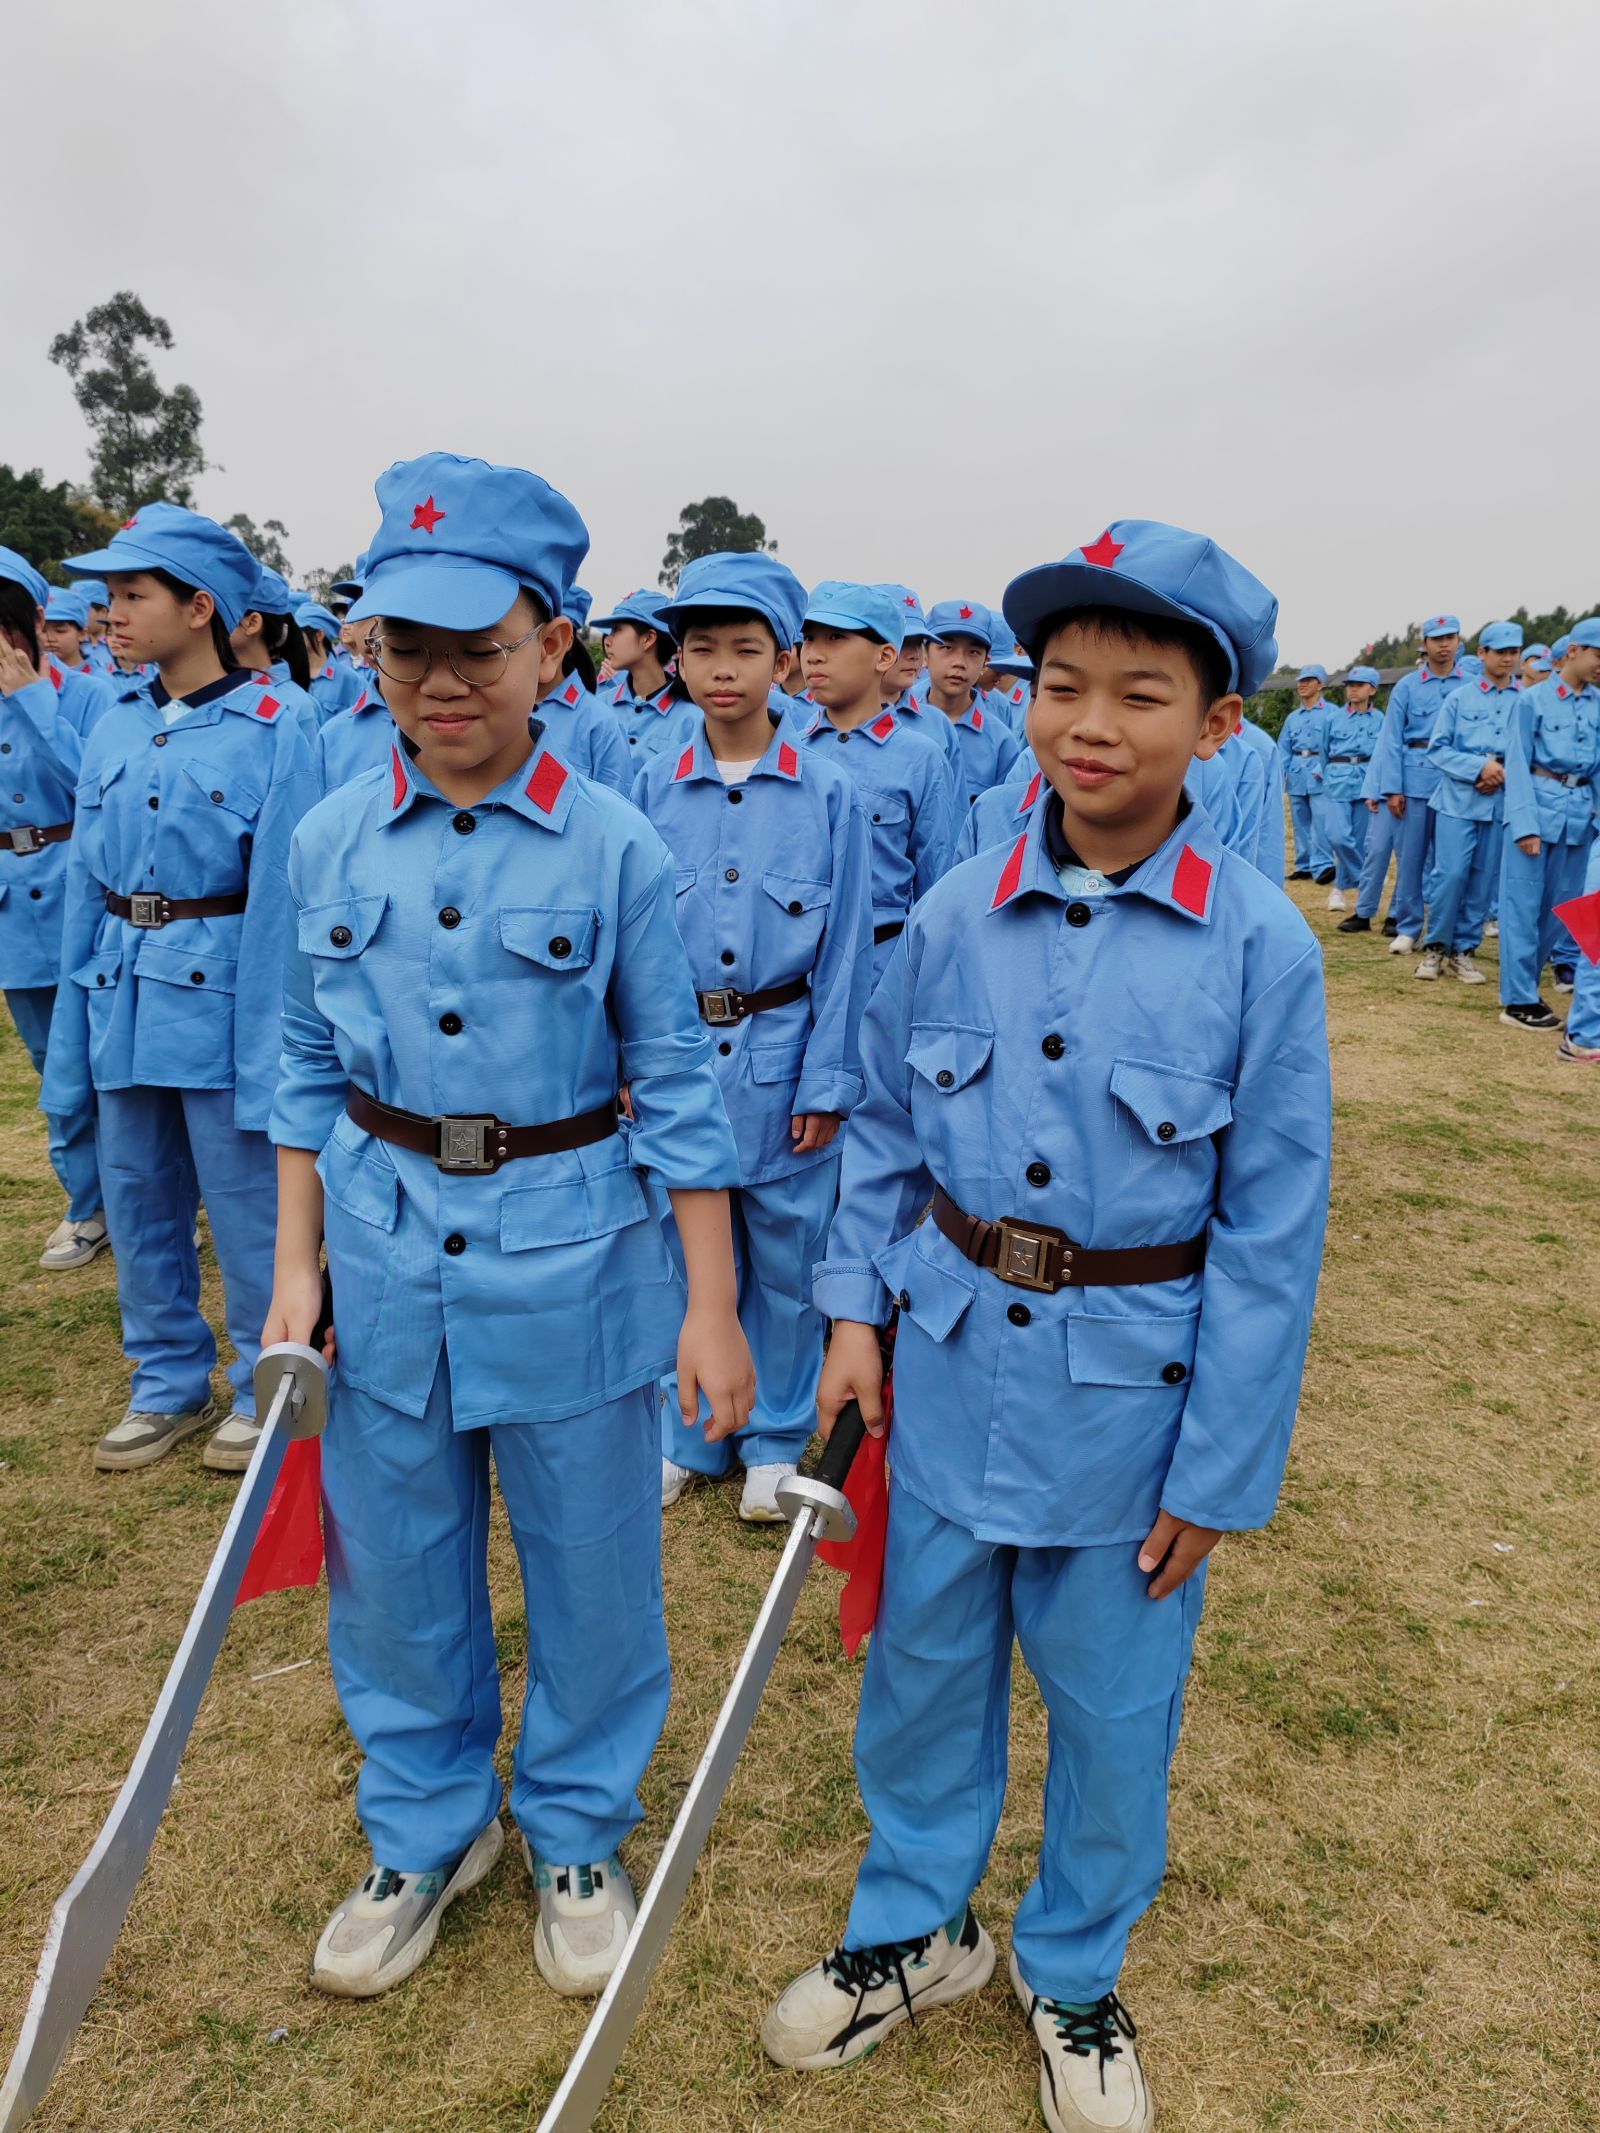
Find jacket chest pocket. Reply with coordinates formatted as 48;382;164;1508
906;1023;994;1139
857;785;907;835
759;870;831;965
298;893;390;965
499;904;600;973
1109;1056;1234;1151
180;754;265;827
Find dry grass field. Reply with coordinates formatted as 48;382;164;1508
2;882;1597;2132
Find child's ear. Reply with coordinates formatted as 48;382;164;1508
773;645;794;687
875;641;898;675
1193;693;1242;761
537;615;574;687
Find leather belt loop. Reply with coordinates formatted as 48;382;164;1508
346;1087;619;1172
696;974;810;1027
106;889;250;927
930;1187;1205;1291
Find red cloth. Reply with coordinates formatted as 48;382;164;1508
817;1377;892;1656
235;1438;324;1606
1554;889;1600;966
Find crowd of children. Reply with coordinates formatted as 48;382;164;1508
0;459;1585;2132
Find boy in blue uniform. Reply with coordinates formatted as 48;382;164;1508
265;452;749;2001
301;601;365;719
878;584;963;782
1497;619;1600;1030
764;521;1331;2133
1370;613;1464;953
1412;624;1520;984
1276;665;1331;880
77;580;118;675
795;583;956;981
635;554;873;1522
596;587;679;738
1314;666;1382;912
923;598;1022;802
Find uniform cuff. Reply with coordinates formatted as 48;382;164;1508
794;1069;862;1118
813;1261;891;1327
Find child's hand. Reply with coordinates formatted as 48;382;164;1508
790;1112;841;1154
262;1267;336;1366
678;1305;755;1443
1138;1510;1222;1599
1477;760;1505;792
1517;834;1541;857
1388;795;1407;818
818;1321;886;1439
1366;798;1379;813
0;635;42;694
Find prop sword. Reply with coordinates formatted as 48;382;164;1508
0;1337;331;2133
534;1403;870;2133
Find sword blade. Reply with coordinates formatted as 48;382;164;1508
536;1506;825;2132
0;1374;298;2132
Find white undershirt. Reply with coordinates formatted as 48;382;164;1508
713;758;760;785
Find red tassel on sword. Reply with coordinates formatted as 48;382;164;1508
817;1368;892;1655
1553;889;1600;966
234;1437;324;1606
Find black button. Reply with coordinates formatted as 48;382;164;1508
12;792;22;803
329;925;353;947
549;935;572;958
147;796;159;810
444;1233;466;1256
1007;1302;1032;1327
152;734;165;747
1162;1361;1187;1384
897;1288;912;1311
1066;902;1091;927
1026;1161;1051;1187
190;970;206;985
1157;1121;1177;1141
439;906;461;928
728;788;742;803
95;973;106;987
720;949;735;967
717;1040;732;1056
453;811;476;835
1042;1034;1064;1059
725;867;739;882
872;812;881;823
787;900;804;916
0;743;10;753
29;887;41;900
439;1012;463;1034
935;1068;955;1088
209;789;224;804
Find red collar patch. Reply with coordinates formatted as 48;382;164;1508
1082;528;1124;569
870;712;895;740
1010;685;1024;703
49;661;64;692
653;687;675;713
1171;845;1213;917
562;680;580;706
1557;683;1570;699
672;743;697;781
410;495;445;534
390;743;408;810
971;705;984;730
990;830;1029;910
777;740;799;777
351;690;371;715
526;750;568;814
253;693;281;722
1018;769;1042;812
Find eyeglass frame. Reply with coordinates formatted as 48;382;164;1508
365;624;543;689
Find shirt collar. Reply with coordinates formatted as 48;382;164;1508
148;670;248;716
671;713;800;784
381;727;577;832
800;706;901;747
988;790;1218;924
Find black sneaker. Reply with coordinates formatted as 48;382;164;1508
1289;868;1312;881
1499;1002;1562;1031
1554;964;1576;994
1315;868;1337;885
1336;914;1372;933
1381;916;1399;937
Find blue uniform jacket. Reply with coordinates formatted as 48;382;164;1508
40;673;318;1131
815;794;1331;1546
631;715;873;1182
315;680;398;794
795;706;956;930
269;736;740;1426
1372;664;1464;799
956;766;1045;863
1315;701;1382;802
1502;676;1600;845
309;658;366;723
1276;705;1325;797
609;678;694;769
539;674;633;796
0;659;114;987
994;680;1032;734
945;695;1022;806
891;691;964;784
1238;717;1286;881
1426;679;1515;823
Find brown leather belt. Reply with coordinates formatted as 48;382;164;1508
106;889;249;927
1326;755;1368;764
696;974;809;1027
2;822;72;854
873;920;904;945
931;1187;1206;1292
346;1086;618;1174
1533;764;1590;787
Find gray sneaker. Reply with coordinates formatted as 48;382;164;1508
94;1397;220;1471
39;1215;110;1271
202;1411;261;1473
311;1818;503;1998
525;1837;636;1996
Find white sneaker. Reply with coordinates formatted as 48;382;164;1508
1327;887;1347;912
526;1839;636;1996
311;1818;503;1998
94;1396;220;1471
661;1456;695;1508
1451;952;1486;985
1011;1949;1152;2133
739;1461;796;1524
202;1411;261;1472
1484;919;1499;938
1413;947;1443;980
39;1214;110;1271
1389;933;1416;955
761;1905;995;2068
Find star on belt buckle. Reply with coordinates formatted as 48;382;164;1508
433;1114;498;1172
698;988;745;1027
128;893;168;927
994;1218;1070;1292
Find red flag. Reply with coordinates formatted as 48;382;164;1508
1554;890;1600;966
817;1376;892;1656
234;1438;324;1607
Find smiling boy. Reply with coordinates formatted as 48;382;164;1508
763;522;1332;2133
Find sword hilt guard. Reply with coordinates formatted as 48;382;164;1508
253;1342;331;1442
775;1400;869;1543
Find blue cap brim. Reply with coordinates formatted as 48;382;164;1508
329;578;363;600
659;592;790;643
61;541;249;629
989;654;1034;677
1003;561;1244;694
805;604;896;644
347;556;523;630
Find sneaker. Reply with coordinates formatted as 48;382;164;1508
1327;887;1347;912
1382;916;1399;938
1484;919;1498;939
1413;947;1443;980
761;1905;995;2069
527;1840;637;1997
739;1461;797;1524
1315;868;1336;886
39;1214;110;1271
1500;1002;1561;1032
1011;1949;1152;2133
1451;952;1487;985
661;1456;696;1508
1336;914;1371;934
93;1396;220;1472
1389;933;1416;955
1289;868;1312;882
1558;1033;1600;1062
311;1818;503;1998
1554;964;1576;994
202;1411;261;1472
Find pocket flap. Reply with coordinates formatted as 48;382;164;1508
500;1157;648;1251
71;944;124;990
858;784;907;827
748;1039;808;1087
130;941;239;994
499;904;599;970
761;869;832;915
873;1228;977;1342
316;1113;402;1233
181;755;265;821
1067;1310;1200;1387
906;1021;994;1093
86;757;127;805
298;892;390;958
1110;1057;1233;1144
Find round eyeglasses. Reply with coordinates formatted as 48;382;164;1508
367;626;540;689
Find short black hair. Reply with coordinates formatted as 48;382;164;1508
0;579;41;666
674;604;781;651
1028;601;1232;704
149;565;239;671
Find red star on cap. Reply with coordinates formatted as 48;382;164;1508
1082;529;1124;568
410;496;446;534
958;604;973;620
122;515;139;529
903;595;915;607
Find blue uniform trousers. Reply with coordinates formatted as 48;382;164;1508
323;1361;667;1872
1287;793;1328;874
1564;839;1600;1048
1315;797;1369;889
662;1157;838;1472
1355;803;1398;919
845;1477;1206;2003
1498;830;1592;1005
1426;813;1500;953
1388;800;1435;938
96;1086;275;1416
5;986;101;1219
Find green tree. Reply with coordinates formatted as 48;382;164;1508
301;564;354;605
224;512;293;576
659;496;774;592
0;465;118;584
48;291;207;516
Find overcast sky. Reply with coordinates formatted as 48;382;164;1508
10;0;1595;663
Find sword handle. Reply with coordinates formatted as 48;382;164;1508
311;1266;334;1352
813;1399;869;1493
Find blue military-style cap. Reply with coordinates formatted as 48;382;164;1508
296;599;342;636
565;583;593;631
879;584;932;638
804;580;906;651
925;598;993;645
1523;641;1550;659
1346;664;1381;686
1477;620;1523;652
990;652;1035;678
1524;653;1553;676
44;585;90;626
330;550;369;601
1458;653;1484;678
0;548;49;607
592;587;676;639
661;551;809;650
77;578;110;606
1568;616;1600;649
1002;522;1281;698
63;502;259;631
347;453;589;632
1551;633;1572;660
249;565;294;616
1298;664;1328;684
1421;611;1460;637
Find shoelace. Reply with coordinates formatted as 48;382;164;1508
823;1931;937;2023
1037;1991;1137;2093
555;1863;603;1902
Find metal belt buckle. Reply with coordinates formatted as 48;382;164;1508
433;1114;498;1172
995;1219;1067;1292
128;893;167;927
699;988;744;1027
7;825;41;854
